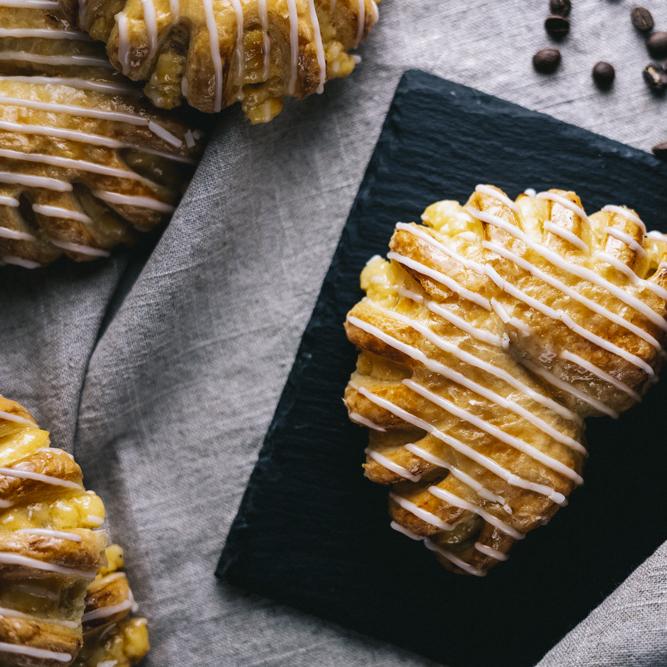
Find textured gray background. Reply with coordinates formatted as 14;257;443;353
2;0;667;665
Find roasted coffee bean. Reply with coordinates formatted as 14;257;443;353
643;63;667;93
533;48;562;74
647;31;667;58
550;0;571;17
592;61;615;89
631;6;654;33
545;15;570;39
652;142;667;160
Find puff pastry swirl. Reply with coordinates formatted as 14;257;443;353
344;185;667;575
0;1;205;268
0;397;149;666
62;0;380;121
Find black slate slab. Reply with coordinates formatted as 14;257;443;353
217;70;667;667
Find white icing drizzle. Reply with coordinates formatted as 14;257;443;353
0;606;78;628
560;350;641;402
0;171;72;192
32;205;91;224
202;0;223;111
307;0;326;93
16;528;82;542
169;0;179;20
0;409;32;425
229;0;245;99
86;515;104;526
483;239;662;352
355;0;365;46
0;553;96;578
0;226;36;242
0;147;152;183
605;226;647;258
543;220;589;253
469;206;667;332
51;240;110;258
116;13;130;75
398;287;506;348
93;190;174;213
351;383;567;504
490;296;532;337
603;205;646;234
389;492;450;528
0;96;182;147
0;52;112;69
474;542;509;561
257;0;270;80
287;0;299;95
0;75;139;96
82;597;132;622
0;467;81;489
428;486;524;539
0;0;58;6
0;29;89;40
0;642;71;663
0;255;40;269
475;184;519;212
141;0;158;59
395;222;486;274
352;308;585;454
536;191;590;225
404;443;510;510
387;251;491;310
0;195;18;207
404;378;583;483
366;448;420;481
348;411;385;431
484;263;656;377
521;358;619;419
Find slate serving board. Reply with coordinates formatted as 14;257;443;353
217;70;667;667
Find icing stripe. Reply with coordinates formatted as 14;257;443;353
0;0;58;5
229;0;245;98
390;493;450;528
355;0;365;46
0;553;96;579
352;309;585;453
0;409;33;425
93;190;174;213
603;205;646;234
351;383;567;504
428;486;524;539
0;29;89;40
0;255;40;268
605;226;646;257
536;191;589;224
0;606;78;628
202;0;223;111
474;542;509;561
51;240;110;258
543;220;589;253
0;170;71;191
560;350;641;402
141;0;158;58
0;467;81;489
387;251;491;310
257;0;270;79
0;195;18;207
367;450;420;482
0;53;112;68
16;528;82;542
116;13;130;74
82;598;132;622
348;411;385;431
0;642;71;663
475;184;519;212
307;0;326;93
0;227;36;242
0;75;138;96
484;239;662;352
32;205;92;224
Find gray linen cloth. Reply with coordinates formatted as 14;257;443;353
2;1;666;664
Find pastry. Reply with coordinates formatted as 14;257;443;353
344;184;667;575
0;0;205;268
0;396;149;666
62;0;381;121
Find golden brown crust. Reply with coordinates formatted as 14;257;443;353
0;405;149;666
0;5;206;268
64;0;380;120
344;186;667;575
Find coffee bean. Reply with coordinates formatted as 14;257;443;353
652;142;667;160
647;31;667;58
592;62;615;89
533;48;562;74
643;63;667;93
631;6;654;33
550;0;571;17
545;15;570;39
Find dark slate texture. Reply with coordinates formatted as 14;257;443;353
217;70;667;667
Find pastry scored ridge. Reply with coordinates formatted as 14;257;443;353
0;0;206;268
0;396;149;666
344;185;667;576
62;0;380;121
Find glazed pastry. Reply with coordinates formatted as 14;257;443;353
62;0;380;121
0;397;149;666
0;1;205;268
344;185;667;575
